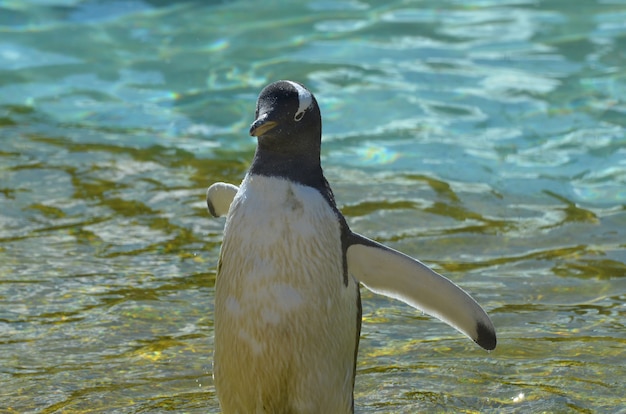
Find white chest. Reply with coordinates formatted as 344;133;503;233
220;174;344;292
213;174;358;413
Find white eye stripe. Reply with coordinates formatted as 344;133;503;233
286;81;312;121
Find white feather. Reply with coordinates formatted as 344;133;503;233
286;80;313;120
347;237;495;348
206;182;239;217
214;174;358;413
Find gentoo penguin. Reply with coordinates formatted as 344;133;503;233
207;80;496;413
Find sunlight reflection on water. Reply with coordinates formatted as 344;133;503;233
1;0;625;412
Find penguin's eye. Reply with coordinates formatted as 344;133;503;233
285;81;312;123
294;110;305;122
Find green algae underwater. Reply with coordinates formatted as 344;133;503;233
1;0;625;412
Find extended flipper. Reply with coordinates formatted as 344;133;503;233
346;233;496;350
206;182;239;217
206;181;496;349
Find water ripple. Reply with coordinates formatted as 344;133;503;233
1;0;626;412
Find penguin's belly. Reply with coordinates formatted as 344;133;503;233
214;175;359;414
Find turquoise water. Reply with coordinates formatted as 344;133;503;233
1;0;625;412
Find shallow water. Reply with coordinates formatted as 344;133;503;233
1;0;625;412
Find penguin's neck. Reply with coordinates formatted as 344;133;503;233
246;145;350;287
249;146;324;189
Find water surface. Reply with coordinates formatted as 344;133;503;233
1;0;625;412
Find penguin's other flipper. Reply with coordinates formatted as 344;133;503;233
206;182;239;217
346;233;496;351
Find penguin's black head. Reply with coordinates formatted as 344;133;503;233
249;80;321;156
